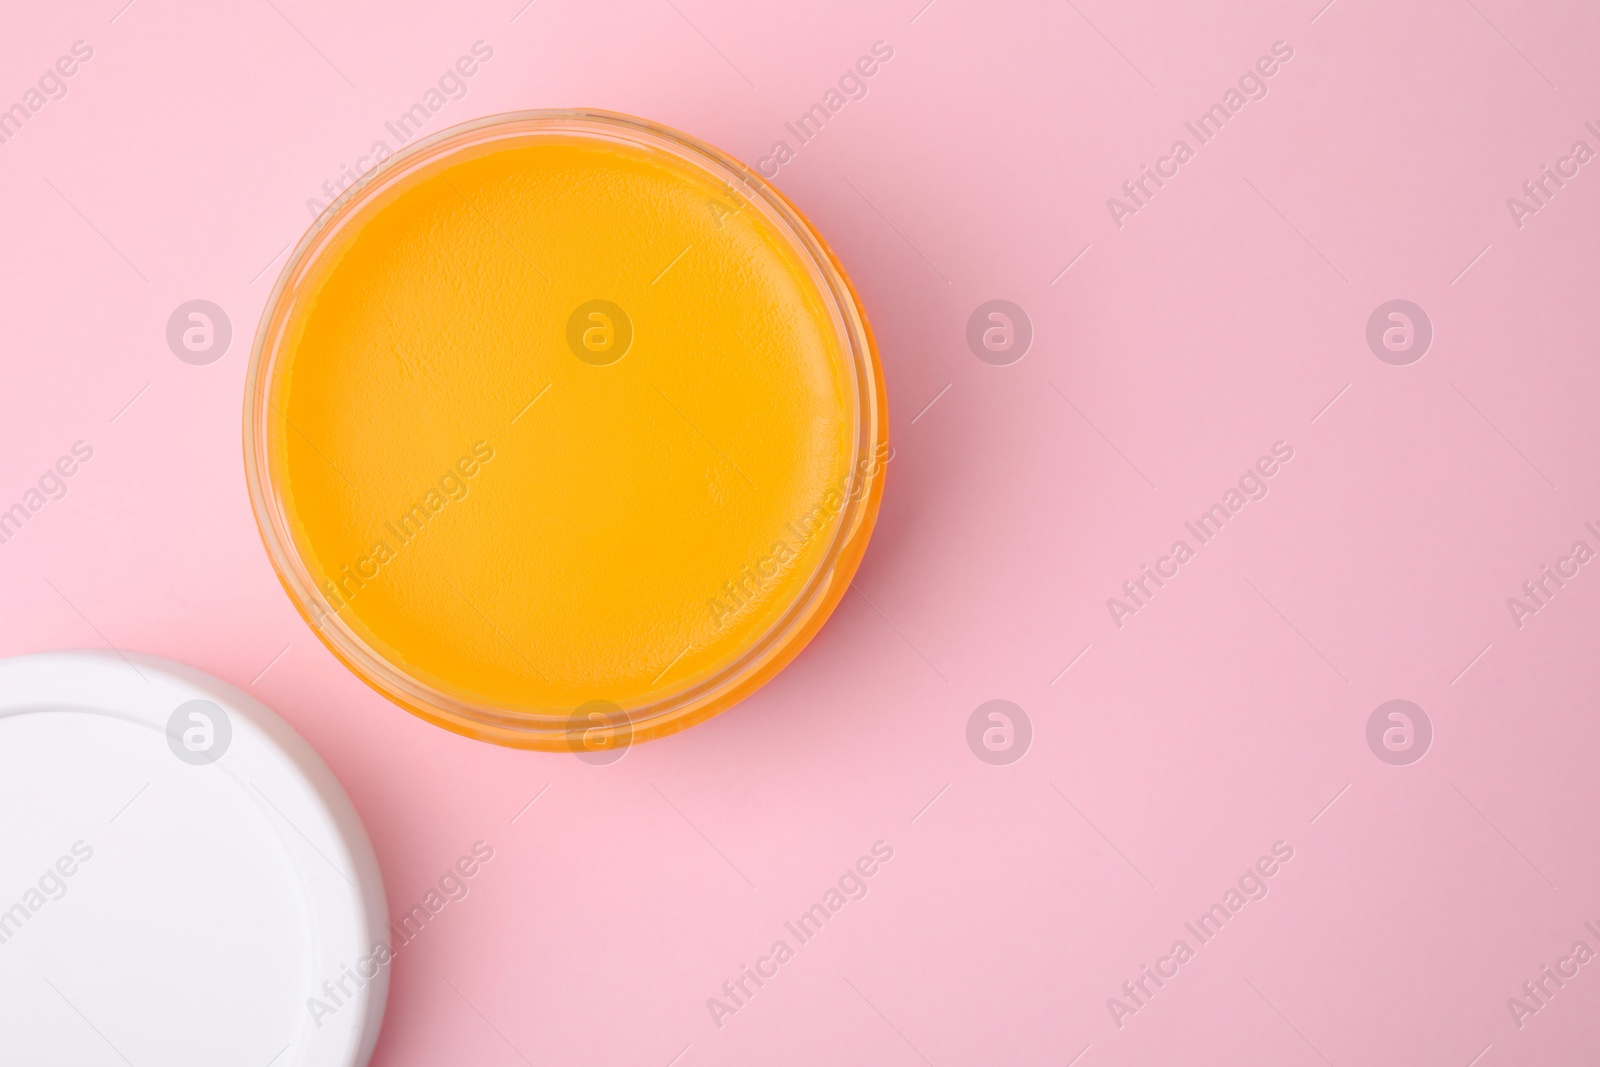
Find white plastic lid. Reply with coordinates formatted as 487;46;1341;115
0;651;388;1067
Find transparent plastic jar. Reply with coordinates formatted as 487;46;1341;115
244;110;887;751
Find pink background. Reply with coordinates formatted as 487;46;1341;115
4;0;1600;1064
